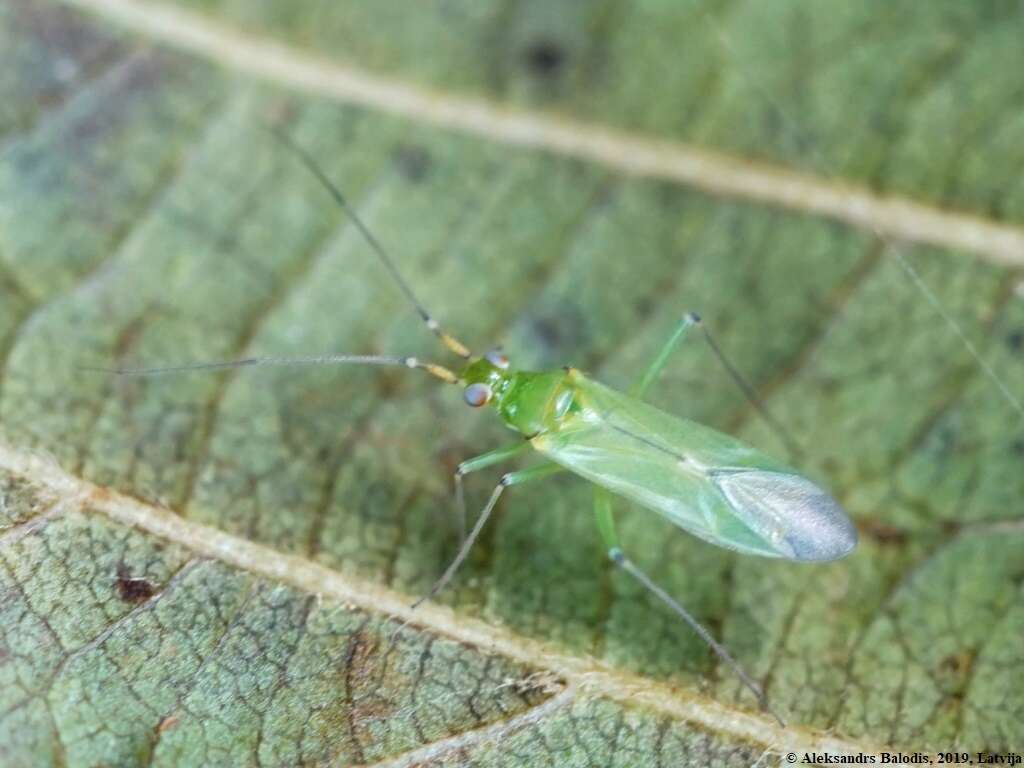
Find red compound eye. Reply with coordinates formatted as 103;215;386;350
485;350;510;370
463;383;492;407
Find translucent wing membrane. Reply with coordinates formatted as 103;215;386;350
532;377;856;561
711;470;857;561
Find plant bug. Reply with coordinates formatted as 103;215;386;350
96;130;858;727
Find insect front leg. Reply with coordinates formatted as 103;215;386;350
593;486;785;726
452;442;533;543
414;461;565;609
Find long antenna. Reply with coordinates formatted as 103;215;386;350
84;354;460;384
698;10;1024;424
269;127;473;360
696;318;804;460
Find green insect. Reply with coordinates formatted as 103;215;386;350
105;132;857;726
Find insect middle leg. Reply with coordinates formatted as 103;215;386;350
414;460;565;608
593;485;783;725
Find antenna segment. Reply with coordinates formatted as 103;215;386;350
270;127;473;360
84;354;460;384
699;11;1024;423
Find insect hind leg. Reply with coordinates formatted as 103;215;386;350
593;486;785;727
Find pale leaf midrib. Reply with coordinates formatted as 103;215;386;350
358;686;578;768
56;0;1024;269
0;440;888;760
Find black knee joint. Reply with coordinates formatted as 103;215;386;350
608;547;625;565
686;311;701;324
499;473;513;487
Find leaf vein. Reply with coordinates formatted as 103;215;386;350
0;440;897;758
57;0;1024;268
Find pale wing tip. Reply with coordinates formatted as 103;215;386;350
790;494;858;562
713;470;858;562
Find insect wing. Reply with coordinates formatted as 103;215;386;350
532;377;856;561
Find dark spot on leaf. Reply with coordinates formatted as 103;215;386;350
1006;329;1024;352
821;456;840;474
115;563;155;603
1011;437;1024;456
942;691;965;707
345;627;396;730
939;650;973;677
375;369;404;399
818;376;840;395
523;40;566;77
526;302;589;365
345;628;379;684
531;315;561;347
393;144;432;182
633;295;654;317
859;519;908;545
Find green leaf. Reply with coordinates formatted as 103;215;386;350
2;1;1023;766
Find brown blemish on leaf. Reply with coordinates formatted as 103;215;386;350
345;627;380;686
858;520;909;546
156;713;179;733
373;369;405;400
938;650;974;679
940;520;963;537
115;562;156;602
89;485;115;504
350;696;397;732
342;626;396;762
